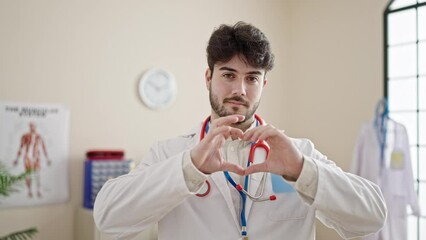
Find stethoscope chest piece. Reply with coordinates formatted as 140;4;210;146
196;180;211;197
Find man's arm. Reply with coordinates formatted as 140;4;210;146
243;127;386;239
296;150;386;239
94;115;247;239
93;143;198;239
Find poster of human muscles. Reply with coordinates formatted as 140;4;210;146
0;102;69;207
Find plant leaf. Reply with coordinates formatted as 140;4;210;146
0;162;28;197
0;228;38;240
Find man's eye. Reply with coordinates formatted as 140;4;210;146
223;73;234;79
247;76;259;83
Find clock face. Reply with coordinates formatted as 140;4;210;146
138;68;177;110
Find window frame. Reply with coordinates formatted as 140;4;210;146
384;1;426;239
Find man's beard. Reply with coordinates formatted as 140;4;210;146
209;90;260;124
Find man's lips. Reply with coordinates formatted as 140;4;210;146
227;101;244;105
224;99;249;107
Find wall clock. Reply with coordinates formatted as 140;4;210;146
138;68;177;110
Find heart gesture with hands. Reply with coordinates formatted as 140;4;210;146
190;114;304;180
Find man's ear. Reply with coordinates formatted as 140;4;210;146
205;68;212;90
263;78;268;87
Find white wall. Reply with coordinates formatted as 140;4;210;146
284;1;388;239
0;1;387;239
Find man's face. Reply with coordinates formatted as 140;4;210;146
206;54;267;123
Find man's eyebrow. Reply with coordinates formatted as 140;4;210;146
219;67;237;72
218;67;263;75
246;70;263;75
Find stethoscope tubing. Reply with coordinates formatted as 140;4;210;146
198;114;276;237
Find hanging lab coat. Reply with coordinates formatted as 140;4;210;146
94;122;386;240
351;119;420;240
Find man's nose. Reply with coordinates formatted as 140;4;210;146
231;78;246;96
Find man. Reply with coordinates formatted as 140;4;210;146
94;22;386;240
14;122;51;198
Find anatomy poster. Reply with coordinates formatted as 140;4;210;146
0;102;69;207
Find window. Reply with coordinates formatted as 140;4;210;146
384;0;426;239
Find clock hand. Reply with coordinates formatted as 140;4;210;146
147;81;162;92
158;82;169;89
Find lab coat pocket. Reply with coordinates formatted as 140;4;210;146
268;192;309;221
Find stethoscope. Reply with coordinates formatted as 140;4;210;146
374;99;389;169
197;114;276;238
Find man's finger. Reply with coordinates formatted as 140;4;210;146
243;125;271;141
242;126;260;141
208;126;232;141
208;126;243;141
256;128;278;142
245;162;269;175
212;115;245;128
229;128;244;139
222;162;245;175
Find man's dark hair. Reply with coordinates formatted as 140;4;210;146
206;21;274;74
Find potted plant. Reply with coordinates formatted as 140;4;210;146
0;162;38;240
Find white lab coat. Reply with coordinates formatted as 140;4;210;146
94;122;386;240
351;119;420;240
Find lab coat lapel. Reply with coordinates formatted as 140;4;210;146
210;172;241;231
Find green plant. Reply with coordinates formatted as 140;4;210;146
0;228;38;240
0;162;38;240
0;164;28;197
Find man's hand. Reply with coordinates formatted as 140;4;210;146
190;115;245;175
242;124;304;180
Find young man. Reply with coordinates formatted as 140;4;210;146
94;22;386;240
